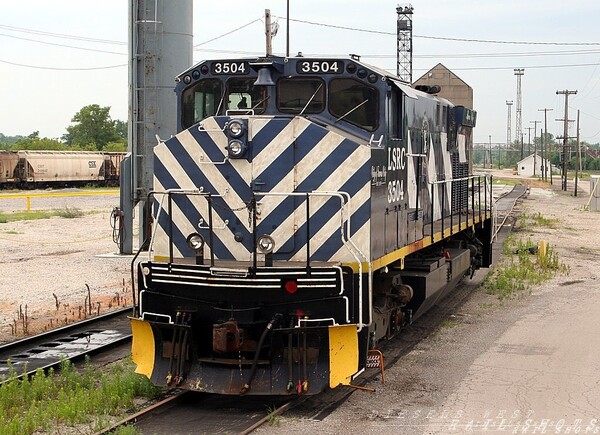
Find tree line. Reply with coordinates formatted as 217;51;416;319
0;104;127;152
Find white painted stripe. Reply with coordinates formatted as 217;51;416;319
152;160;251;260
330;219;371;262
270;141;370;255
290;182;371;262
440;132;453;208
406;129;417;209
176;128;252;232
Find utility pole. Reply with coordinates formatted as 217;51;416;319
265;9;273;56
538;108;553;182
514;69;524;153
556;90;577;191
575;109;581;197
505;100;513;169
525;127;534;160
286;0;290;57
506;100;513;147
488;135;492;168
530;120;540;156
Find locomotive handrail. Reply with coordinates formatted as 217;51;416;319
424;173;492;244
255;190;371;330
197;154;229;165
146;188;225;264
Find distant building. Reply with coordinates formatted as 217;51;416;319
413;63;473;109
517;153;556;177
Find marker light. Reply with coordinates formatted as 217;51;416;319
283;280;298;294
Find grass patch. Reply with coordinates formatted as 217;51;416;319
492;178;520;186
439;318;459;329
519;212;558;229
0;206;85;223
2;230;22;235
0;357;161;434
484;235;569;300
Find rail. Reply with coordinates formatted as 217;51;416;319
0;307;132;386
492;184;529;240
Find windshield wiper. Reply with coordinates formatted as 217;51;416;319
299;84;323;116
334;99;369;124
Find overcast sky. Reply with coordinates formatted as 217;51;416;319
1;0;600;146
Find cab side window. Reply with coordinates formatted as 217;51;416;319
181;79;223;129
328;78;379;131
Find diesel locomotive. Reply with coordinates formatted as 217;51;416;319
130;55;493;395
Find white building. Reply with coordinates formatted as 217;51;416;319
516;153;554;178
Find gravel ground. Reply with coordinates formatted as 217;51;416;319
1;174;599;435
255;171;600;435
0;189;134;342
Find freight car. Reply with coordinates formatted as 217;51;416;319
0;150;125;188
130;55;493;396
0;150;19;185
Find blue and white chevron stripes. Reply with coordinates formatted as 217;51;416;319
152;116;372;264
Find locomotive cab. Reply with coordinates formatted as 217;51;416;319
130;55;493;395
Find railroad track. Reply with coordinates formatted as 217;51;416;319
98;391;300;434
98;185;530;434
4;185;528;433
493;184;528;240
0;307;131;384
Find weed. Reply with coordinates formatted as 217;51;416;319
439;318;459;329
266;405;281;427
484;236;568;300
0;207;86;223
54;206;84;219
112;425;142;435
493;178;520;186
519;212;558;229
0;357;161;434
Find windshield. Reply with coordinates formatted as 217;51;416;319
224;78;267;115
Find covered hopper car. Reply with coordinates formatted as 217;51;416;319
0;150;125;188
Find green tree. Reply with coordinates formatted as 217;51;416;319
104;141;127;152
64;104;122;150
12;131;67;150
115;119;128;140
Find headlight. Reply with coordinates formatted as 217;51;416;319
227;140;246;158
186;233;205;251
257;235;275;254
227;120;245;138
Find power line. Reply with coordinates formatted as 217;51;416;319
0;23;125;45
194;18;261;47
0;33;126;56
0;59;126;71
278;17;600;46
